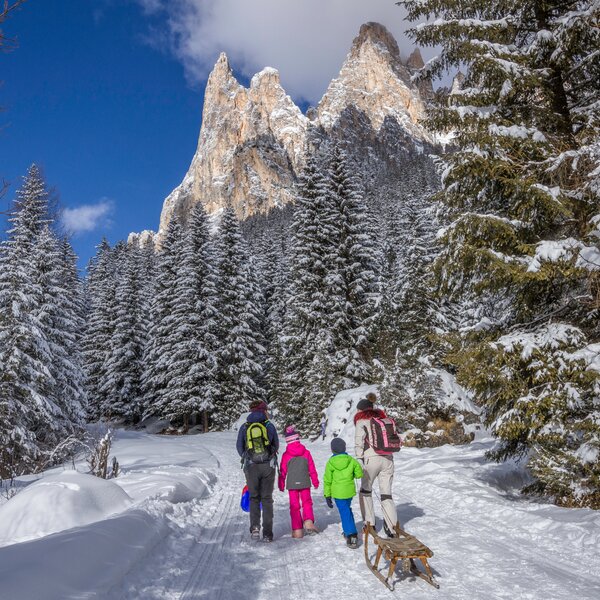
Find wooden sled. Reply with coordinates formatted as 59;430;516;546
363;523;439;591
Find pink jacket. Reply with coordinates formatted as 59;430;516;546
278;441;319;492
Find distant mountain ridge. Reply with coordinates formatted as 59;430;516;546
148;22;436;240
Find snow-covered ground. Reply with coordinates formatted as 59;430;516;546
1;430;599;600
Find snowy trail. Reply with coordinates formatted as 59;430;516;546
114;433;600;600
2;431;599;600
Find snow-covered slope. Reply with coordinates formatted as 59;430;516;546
1;430;599;599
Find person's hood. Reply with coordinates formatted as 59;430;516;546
285;441;306;456
246;411;268;424
329;453;354;470
354;408;386;425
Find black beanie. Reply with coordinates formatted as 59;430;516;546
331;437;346;454
356;398;374;411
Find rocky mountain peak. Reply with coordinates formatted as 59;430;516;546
317;22;427;136
406;48;425;70
153;22;435;240
351;21;402;62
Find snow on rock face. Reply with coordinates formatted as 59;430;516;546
323;384;379;445
127;229;157;249
317;22;429;139
157;22;432;239
0;471;132;547
159;53;308;236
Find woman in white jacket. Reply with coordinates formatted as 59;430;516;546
354;393;400;536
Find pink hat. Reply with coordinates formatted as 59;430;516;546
285;425;300;444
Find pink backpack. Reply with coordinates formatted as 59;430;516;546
369;416;402;454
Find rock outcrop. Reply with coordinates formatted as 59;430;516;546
317;22;429;138
155;22;433;239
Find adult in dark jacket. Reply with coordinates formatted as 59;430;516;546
236;400;279;542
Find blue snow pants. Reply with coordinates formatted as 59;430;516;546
334;498;357;536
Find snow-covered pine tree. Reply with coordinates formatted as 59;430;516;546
213;207;266;429
181;203;219;430
282;155;341;433
403;0;600;506
256;232;290;410
0;166;85;474
83;239;118;420
142;216;183;419
57;236;88;422
102;243;147;422
160;204;219;429
32;226;86;444
326;144;380;384
0;166;55;475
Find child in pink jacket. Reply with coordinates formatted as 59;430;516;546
278;426;319;538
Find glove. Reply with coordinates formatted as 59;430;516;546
325;497;333;509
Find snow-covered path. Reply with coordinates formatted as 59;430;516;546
1;431;599;600
115;433;599;600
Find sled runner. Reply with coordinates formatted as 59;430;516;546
363;523;439;591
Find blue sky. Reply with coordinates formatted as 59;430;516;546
1;1;204;266
0;0;418;267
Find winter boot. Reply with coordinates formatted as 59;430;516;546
303;520;319;535
262;533;273;543
250;526;260;541
346;534;358;549
383;521;400;539
292;529;304;539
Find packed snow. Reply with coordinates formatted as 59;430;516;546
1;428;599;600
0;471;132;547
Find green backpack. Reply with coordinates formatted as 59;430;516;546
246;422;270;463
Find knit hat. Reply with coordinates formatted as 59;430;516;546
356;397;374;411
331;437;346;454
284;425;300;444
249;400;268;413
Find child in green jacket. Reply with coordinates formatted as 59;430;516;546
323;437;364;548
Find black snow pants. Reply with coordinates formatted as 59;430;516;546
244;462;275;536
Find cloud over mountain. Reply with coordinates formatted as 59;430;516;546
135;0;413;103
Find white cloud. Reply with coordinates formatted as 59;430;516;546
136;0;421;104
61;199;114;236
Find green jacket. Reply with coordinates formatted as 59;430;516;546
323;453;364;500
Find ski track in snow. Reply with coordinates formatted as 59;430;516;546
111;433;600;600
4;431;599;600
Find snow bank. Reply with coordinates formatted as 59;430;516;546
0;510;166;600
0;471;132;547
433;368;480;414
323;384;378;444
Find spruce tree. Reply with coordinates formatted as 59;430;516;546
0;166;54;474
213;207;265;429
0;166;85;474
160;205;219;428
142;217;183;419
32;226;86;442
257;233;290;410
102;244;147;422
57;237;88;423
83;239;118;420
283;156;340;432
327;144;380;383
184;203;219;429
403;0;600;506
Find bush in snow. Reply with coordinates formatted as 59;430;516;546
379;353;476;447
454;324;600;507
87;430;119;480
